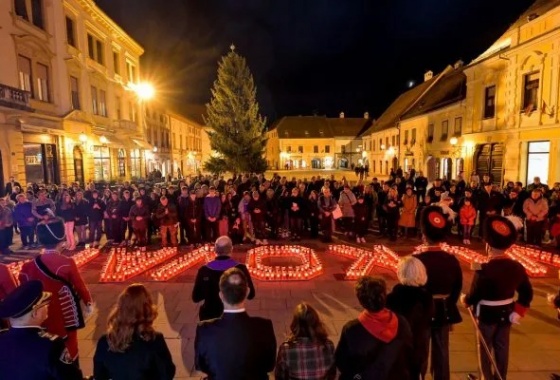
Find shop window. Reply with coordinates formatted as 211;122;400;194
484;85;496;118
93;146;111;181
522;72;539;113
130;149;141;178
24;143;59;184
526;141;549;185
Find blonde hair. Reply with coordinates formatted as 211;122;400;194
397;256;427;287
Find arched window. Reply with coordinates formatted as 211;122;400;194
117;149;126;177
73;146;84;185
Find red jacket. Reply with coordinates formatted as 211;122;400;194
0;264;17;300
459;204;477;226
19;251;92;360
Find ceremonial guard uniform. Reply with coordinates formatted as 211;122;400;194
19;220;94;364
0;263;17;300
0;281;83;380
415;206;463;380
462;216;533;380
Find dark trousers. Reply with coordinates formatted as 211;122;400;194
120;219;133;242
309;216;319;238
290;216;302;238
204;219;219;242
341;216;354;235
179;221;188;244
463;225;473;239
526;220;544;246
4;226;13;245
133;228;148;246
267;214;279;239
252;217;266;239
417;190;426;203
354;219;368;238
19;226;34;246
320;214;333;241
110;218;121;242
89;221;103;243
430;325;450;380
387;214;399;240
478;322;511;380
0;229;10;253
377;211;387;234
187;220;202;244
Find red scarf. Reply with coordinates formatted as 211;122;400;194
358;308;399;343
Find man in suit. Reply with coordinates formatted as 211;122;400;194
5;176;22;197
0;280;83;380
195;268;276;380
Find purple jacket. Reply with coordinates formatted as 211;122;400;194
14;202;35;227
203;195;222;219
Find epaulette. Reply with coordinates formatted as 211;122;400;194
38;330;59;341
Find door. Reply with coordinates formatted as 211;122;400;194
426;157;436;182
73;147;84;186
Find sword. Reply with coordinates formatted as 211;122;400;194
466;306;504;380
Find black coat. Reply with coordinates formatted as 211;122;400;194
0;327;83;380
88;198;106;222
386;285;433;378
94;332;175;380
335;314;413;380
195;312;276;380
415;250;463;326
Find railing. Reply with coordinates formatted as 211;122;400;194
113;119;139;133
0;83;32;110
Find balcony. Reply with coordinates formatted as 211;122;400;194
113;119;139;134
0;84;32;111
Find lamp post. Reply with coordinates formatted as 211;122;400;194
128;81;155;179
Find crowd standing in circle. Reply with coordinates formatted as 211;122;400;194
0;169;559;380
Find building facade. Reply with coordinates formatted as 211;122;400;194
0;0;149;192
266;115;371;171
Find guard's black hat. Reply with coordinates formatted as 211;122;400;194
483;215;517;250
36;219;66;248
420;206;447;242
0;281;51;319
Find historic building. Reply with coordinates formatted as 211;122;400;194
0;0;149;191
266;114;371;171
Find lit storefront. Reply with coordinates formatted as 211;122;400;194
93;145;111;181
526;141;550;185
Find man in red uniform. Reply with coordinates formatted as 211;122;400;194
0;263;17;300
19;218;94;366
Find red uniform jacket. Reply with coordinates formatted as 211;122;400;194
19;252;92;360
0;264;17;300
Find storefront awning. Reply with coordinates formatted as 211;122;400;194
132;139;153;150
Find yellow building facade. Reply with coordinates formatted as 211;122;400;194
0;0;148;191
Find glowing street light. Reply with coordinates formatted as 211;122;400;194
79;133;88;143
449;137;458;146
129;82;155;100
99;135;108;144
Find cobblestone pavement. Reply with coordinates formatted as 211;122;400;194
2;235;559;379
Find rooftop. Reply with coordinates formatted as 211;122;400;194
271;116;371;139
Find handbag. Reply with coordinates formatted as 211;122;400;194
35;255;86;330
332;205;343;220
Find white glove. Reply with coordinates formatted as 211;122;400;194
547;293;557;305
83;302;96;321
509;311;521;325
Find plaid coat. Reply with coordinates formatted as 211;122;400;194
275;338;336;380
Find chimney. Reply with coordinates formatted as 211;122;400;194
339;112;345;119
364;111;369;119
424;70;433;82
454;60;464;69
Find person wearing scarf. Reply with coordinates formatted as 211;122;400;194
335;276;413;380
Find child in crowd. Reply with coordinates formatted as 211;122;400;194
353;196;369;243
459;198;476;245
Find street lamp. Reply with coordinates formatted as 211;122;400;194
129;82;155;101
99;135;108;144
449;137;458;146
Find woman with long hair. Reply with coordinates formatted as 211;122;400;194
275;303;336;380
93;284;175;380
58;192;76;250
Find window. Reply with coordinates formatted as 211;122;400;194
372;160;376;173
70;76;80;110
113;52;120;75
31;0;44;29
379;139;382;149
126;61;137;83
36;63;49;102
522;72;539;112
527;141;550;185
298;146;303;153
391;136;395;146
18;55;32;93
23;143;59;184
372;140;376;151
427;124;434;143
325;145;330;153
385;137;389;148
65;17;75;47
379;160;382;174
99;90;107;117
130;149;141;178
287;146;291;153
93;146;110;181
385;160;389;175
115;96;121;119
91;86;98;115
313;145;318;153
411;128;417;145
441;120;448;141
341;145;346;153
117;149;126;177
87;34;104;65
484;85;496;118
404;130;409;145
15;0;29;20
454;117;462;136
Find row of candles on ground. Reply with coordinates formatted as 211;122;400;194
423;244;548;277
149;245;214;281
328;245;400;280
508;245;560;268
245;245;323;281
7;246;100;279
100;247;178;282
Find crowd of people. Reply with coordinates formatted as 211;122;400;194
2;169;560;255
0;208;559;380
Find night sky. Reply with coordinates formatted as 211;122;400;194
95;0;534;122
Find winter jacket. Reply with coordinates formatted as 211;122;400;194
74;199;89;226
14;202;35;227
523;197;549;221
338;190;357;218
399;195;417;228
459;204;477;226
186;198;204;221
155;202;179;226
88;198;106;222
58;203;76;223
117;198;135;221
129;204;151;230
248;197;266;220
203;195;221;219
